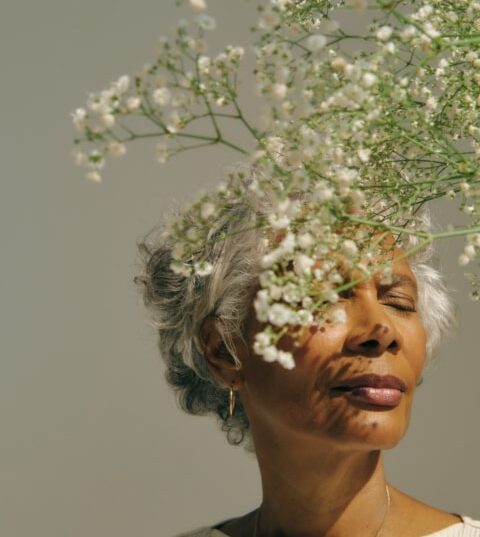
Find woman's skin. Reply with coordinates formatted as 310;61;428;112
200;243;461;537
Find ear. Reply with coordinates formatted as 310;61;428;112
199;316;244;388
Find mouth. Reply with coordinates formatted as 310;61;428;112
331;374;406;408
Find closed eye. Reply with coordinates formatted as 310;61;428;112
383;300;416;314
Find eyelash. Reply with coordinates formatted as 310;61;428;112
338;294;416;314
383;300;417;314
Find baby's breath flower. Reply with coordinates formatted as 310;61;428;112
114;75;130;94
71;108;87;132
126;96;141;111
268;303;294;327
270;83;288;101
194;261;214;276
86;170;102;183
294;253;315;276
341;239;358;257
197;55;211;74
73;0;480;361
376;26;394;41
464;244;477;260
101;113;115;129
458;254;471;266
166;111;182;133
306;34;327;53
330;307;347;324
152;87;172;107
189;0;207;12
276;350;295;370
200;201;216;220
108;141;126;157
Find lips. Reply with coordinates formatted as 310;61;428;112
331;374;407;407
332;374;407;392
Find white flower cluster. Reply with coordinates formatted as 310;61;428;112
72;6;245;182
73;0;480;369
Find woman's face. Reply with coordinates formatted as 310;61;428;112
238;245;426;452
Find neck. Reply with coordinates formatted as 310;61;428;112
252;429;390;537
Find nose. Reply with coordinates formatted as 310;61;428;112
343;294;404;358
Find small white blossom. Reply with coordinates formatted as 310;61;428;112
126;96;141;111
277;351;295;370
306;34;327;53
376;26;394;41
262;346;279;363
86;170;102;183
297;233;314;249
331;56;347;73
170;260;193;278
460;182;471;194
271;83;288;101
72;108;87;131
330;307;347;324
152;87;172;107
253;332;272;355
423;21;440;39
362;73;378;88
425;96;438;111
416;4;434;19
268;303;294;327
379;267;394;285
357;148;371;163
166;111;182;133
341;239;358;257
458;254;471;266
325;290;339;304
108;141;126;157
268;213;291;229
200;202;216;220
464;244;477;260
294;253;315;275
189;0;207;11
446;190;456;200
197;55;211;74
471;234;480;248
296;309;314;325
114;75;130;94
194;261;214;276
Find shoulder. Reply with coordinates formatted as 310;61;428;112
425;516;480;536
456;516;480;535
389;486;479;536
174;528;219;537
174;510;255;537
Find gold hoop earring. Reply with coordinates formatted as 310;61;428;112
228;383;236;417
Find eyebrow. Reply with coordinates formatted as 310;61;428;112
384;273;418;292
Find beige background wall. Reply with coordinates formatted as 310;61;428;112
0;1;478;536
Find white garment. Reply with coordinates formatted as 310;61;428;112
176;515;480;537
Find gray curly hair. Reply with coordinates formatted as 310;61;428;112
134;186;457;451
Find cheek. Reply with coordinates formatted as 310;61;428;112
401;316;427;378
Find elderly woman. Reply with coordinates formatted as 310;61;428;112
135;192;480;537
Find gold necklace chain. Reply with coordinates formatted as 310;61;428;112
251;485;391;537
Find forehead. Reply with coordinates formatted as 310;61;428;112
353;245;418;292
